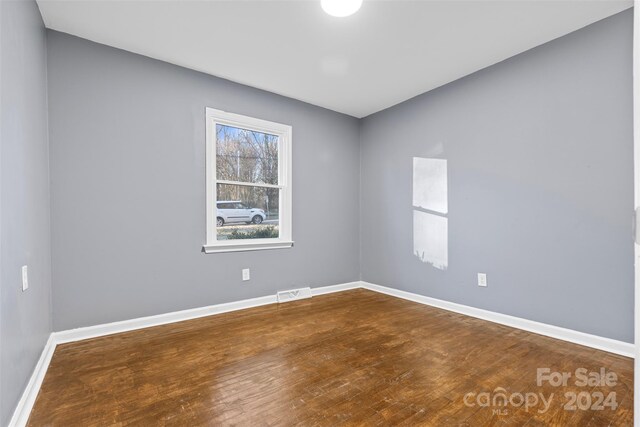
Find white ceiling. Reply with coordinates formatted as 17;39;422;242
37;0;631;118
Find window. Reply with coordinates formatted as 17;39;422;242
204;108;292;253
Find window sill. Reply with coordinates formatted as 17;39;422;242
202;241;294;254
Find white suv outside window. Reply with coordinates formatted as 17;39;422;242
216;201;267;227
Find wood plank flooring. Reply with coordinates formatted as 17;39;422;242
28;289;633;426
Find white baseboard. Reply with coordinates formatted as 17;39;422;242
9;279;633;426
360;281;635;359
55;281;361;344
54;294;277;344
311;281;361;296
9;334;56;427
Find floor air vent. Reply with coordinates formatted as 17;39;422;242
277;287;312;303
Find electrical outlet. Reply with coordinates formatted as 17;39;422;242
242;268;250;281
21;265;29;291
477;273;487;287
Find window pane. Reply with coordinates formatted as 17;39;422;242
216;124;279;185
216;183;280;240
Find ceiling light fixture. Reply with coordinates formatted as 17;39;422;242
321;0;362;17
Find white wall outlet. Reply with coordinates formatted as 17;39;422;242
242;268;250;281
21;265;29;291
477;273;487;287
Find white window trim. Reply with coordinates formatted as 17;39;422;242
203;108;293;253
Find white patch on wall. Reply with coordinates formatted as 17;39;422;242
413;210;448;270
413;158;448;214
412;157;449;270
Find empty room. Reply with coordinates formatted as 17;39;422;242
2;0;639;425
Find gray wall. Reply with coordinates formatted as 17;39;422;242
360;10;634;343
46;32;361;331
0;0;53;425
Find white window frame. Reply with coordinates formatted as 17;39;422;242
203;108;293;253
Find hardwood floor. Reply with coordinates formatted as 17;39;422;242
28;289;632;426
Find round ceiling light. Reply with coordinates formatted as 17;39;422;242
321;0;362;17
